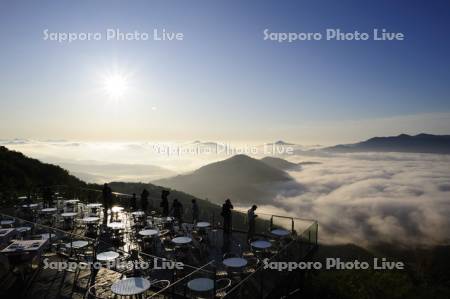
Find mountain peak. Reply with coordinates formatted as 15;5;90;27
324;133;450;154
154;154;297;204
273;140;294;145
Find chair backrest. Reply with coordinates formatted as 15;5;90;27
216;278;232;297
222;252;237;259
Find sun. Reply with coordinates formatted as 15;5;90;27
102;72;129;98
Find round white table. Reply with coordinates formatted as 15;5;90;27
172;236;192;245
187;277;214;293
61;212;77;217
15;226;32;233
65;240;89;249
65;199;79;204
131;211;146;216
111;206;124;213
41;207;57;213
271;228;290;237
22;204;38;208
40;233;56;240
196;222;210;228
223;257;248;268
139;229;159;237
82;217;100;223
96;251;120;261
86;203;102;208
107;222;125;230
111;277;151;296
251;240;272;249
0;220;14;225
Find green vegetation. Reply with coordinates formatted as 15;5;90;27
0;146;85;192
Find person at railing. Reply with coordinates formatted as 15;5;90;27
160;190;170;216
130;193;137;211
22;193;32;206
171;198;183;224
102;183;112;225
191;199;199;224
141;189;149;212
247;205;258;242
221;198;234;236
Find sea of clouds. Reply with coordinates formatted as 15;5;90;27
3;139;450;248
257;152;450;248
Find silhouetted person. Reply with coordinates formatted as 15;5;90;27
43;187;54;207
130;193;137;211
160;190;170;217
102;183;113;225
141;189;149;212
247;205;258;241
192;199;199;224
23;193;32;206
221;199;234;236
172;199;183;223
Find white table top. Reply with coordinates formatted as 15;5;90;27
111;206;124;212
107;222;125;229
22;204;39;208
61;212;77;217
111;277;151;296
41;207;57;212
0;228;15;237
2;239;48;253
0;220;14;225
15;226;32;233
82;217;100;223
65;240;89;249
139;229;159;237
271;228;290;237
172;236;192;245
86;203;103;208
131;211;146;216
40;233;56;240
196;222;210;228
187;278;214;292
223;257;248;268
64;199;80;204
251;240;272;249
96;251;120;261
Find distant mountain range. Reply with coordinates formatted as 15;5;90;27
322;133;450;154
154;154;302;205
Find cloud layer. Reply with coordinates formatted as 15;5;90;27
259;152;450;248
3;140;450;248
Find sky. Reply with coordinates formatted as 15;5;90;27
1;0;450;144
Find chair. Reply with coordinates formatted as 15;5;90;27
243;256;260;275
87;282;114;299
147;279;171;295
222;252;237;260
215;278;232;298
144;282;171;299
